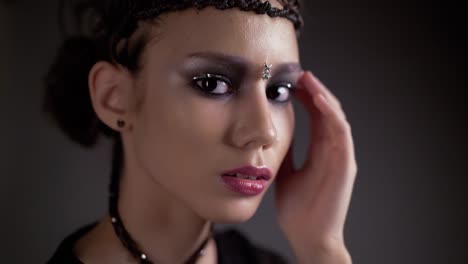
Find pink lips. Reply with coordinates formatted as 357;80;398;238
221;165;272;196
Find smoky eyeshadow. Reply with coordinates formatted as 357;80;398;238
267;69;303;91
179;57;246;87
178;54;303;93
268;63;303;86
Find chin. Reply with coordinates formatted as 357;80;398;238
198;196;263;224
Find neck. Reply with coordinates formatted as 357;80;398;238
115;163;214;263
75;145;217;264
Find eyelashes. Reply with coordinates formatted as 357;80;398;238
266;82;294;103
192;73;234;97
191;73;296;104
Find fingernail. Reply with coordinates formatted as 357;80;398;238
299;71;311;84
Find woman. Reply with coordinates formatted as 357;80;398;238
46;1;357;263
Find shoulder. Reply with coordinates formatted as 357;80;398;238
214;228;289;264
47;222;97;264
48;224;289;264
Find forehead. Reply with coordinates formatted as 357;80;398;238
143;7;300;67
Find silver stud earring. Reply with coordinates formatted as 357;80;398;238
262;62;272;80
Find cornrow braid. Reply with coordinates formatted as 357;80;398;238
57;0;303;71
132;0;303;30
47;1;304;263
104;3;303;263
104;0;303;66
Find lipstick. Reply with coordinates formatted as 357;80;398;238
220;165;272;196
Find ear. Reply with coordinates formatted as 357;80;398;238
88;61;133;131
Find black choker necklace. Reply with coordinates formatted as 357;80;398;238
108;140;213;263
109;193;213;264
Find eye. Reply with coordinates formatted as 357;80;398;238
266;83;294;103
192;73;233;96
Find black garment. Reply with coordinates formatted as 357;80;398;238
48;222;289;264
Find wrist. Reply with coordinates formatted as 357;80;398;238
293;238;352;264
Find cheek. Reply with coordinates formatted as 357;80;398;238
270;105;295;169
132;88;228;182
274;104;295;144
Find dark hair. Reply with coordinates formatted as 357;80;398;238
43;0;303;148
44;1;303;260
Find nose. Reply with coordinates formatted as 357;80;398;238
229;91;278;150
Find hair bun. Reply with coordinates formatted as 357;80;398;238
44;36;108;148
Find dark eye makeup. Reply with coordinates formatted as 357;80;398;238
266;83;295;104
191;72;297;104
192;73;234;98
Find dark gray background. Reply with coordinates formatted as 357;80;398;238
1;1;466;263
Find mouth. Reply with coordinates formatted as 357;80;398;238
220;165;272;196
223;173;265;181
221;165;272;181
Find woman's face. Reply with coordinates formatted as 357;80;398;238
126;6;301;223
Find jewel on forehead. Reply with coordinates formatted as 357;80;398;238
262;63;273;80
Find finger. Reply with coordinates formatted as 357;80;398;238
293;81;327;143
293;79;322;119
310;73;342;108
316;94;356;156
298;93;356;174
295;81;347;142
300;71;341;108
293;73;355;173
299;72;347;121
316;140;358;231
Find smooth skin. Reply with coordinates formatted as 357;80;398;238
75;4;357;264
276;72;356;263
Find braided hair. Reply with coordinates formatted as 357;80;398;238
44;0;304;180
44;1;303;262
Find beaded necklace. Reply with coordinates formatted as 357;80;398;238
108;140;213;263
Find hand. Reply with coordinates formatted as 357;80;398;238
275;71;357;263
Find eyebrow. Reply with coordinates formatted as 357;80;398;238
186;51;303;76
